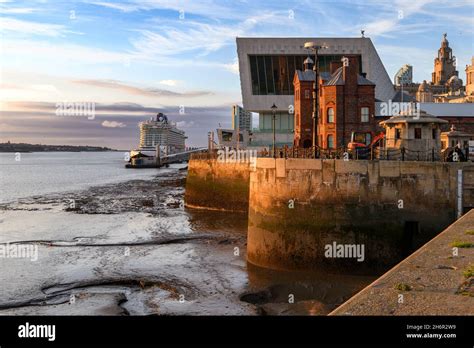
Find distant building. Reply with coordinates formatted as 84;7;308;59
394;64;413;86
465;57;474;98
216;128;250;148
440;125;473;151
380;110;447;161
432;33;459;86
376;102;474;135
138;113;186;153
232;105;252;131
416;80;434;102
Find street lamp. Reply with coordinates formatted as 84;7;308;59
304;41;327;156
271;103;278;158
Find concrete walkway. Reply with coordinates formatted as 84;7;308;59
330;210;474;315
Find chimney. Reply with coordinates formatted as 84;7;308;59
342;55;359;90
330;61;342;74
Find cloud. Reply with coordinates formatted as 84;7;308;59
222;58;239;75
88;0;245;19
101;120;126;128
176;120;195;128
130;13;285;57
2;39;132;65
0;101;234;148
159;80;180;87
0;17;66;37
73;79;212;98
0;7;37;14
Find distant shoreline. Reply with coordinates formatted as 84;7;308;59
0;142;119;153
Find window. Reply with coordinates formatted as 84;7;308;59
432;128;436;140
248;54;362;95
327;107;334;123
304;89;310;99
395;128;401;139
361;107;369;123
414;128;422;139
327;134;334;149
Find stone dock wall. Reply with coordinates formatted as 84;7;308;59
185;157;474;272
247;159;474;272
185;158;251;212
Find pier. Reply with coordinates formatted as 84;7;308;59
125;148;206;168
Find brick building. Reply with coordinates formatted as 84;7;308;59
293;55;377;149
293;57;315;148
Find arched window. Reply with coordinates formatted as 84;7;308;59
327;134;334;149
327;107;334;123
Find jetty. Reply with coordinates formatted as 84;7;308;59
125;147;206;168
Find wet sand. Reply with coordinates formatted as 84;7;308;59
0;165;375;315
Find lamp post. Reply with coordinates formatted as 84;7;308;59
304;42;327;157
271;103;277;158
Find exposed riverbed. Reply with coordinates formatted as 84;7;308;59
0;165;375;315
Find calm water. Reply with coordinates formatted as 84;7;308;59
0;152;158;203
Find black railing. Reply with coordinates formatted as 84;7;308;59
191;146;463;163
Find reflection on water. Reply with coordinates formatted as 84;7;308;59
186;208;377;315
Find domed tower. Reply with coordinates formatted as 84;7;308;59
432;33;459;85
446;75;463;95
416;80;433;102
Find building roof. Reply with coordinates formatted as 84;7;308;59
375;102;474;118
295;69;316;82
418;103;474;117
391;90;416;102
380;110;448;126
441;125;472;137
323;67;375;86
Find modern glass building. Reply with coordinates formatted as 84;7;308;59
236;37;395;148
248;54;362;96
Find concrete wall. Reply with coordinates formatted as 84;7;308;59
185;158;251;212
248;158;474;273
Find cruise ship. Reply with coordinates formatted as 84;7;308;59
131;113;187;157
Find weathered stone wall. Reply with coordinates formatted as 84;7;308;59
248;158;474;273
185;158;251;212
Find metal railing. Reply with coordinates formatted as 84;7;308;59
191;146;468;163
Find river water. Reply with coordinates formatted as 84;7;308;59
0;152;375;315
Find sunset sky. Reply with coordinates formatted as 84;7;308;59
0;0;473;148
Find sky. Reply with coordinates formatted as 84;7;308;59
0;0;473;149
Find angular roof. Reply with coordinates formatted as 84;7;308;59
295;69;316;82
392;90;417;102
323;67;375;86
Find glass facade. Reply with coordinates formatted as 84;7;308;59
249;54;362;95
258;112;294;131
